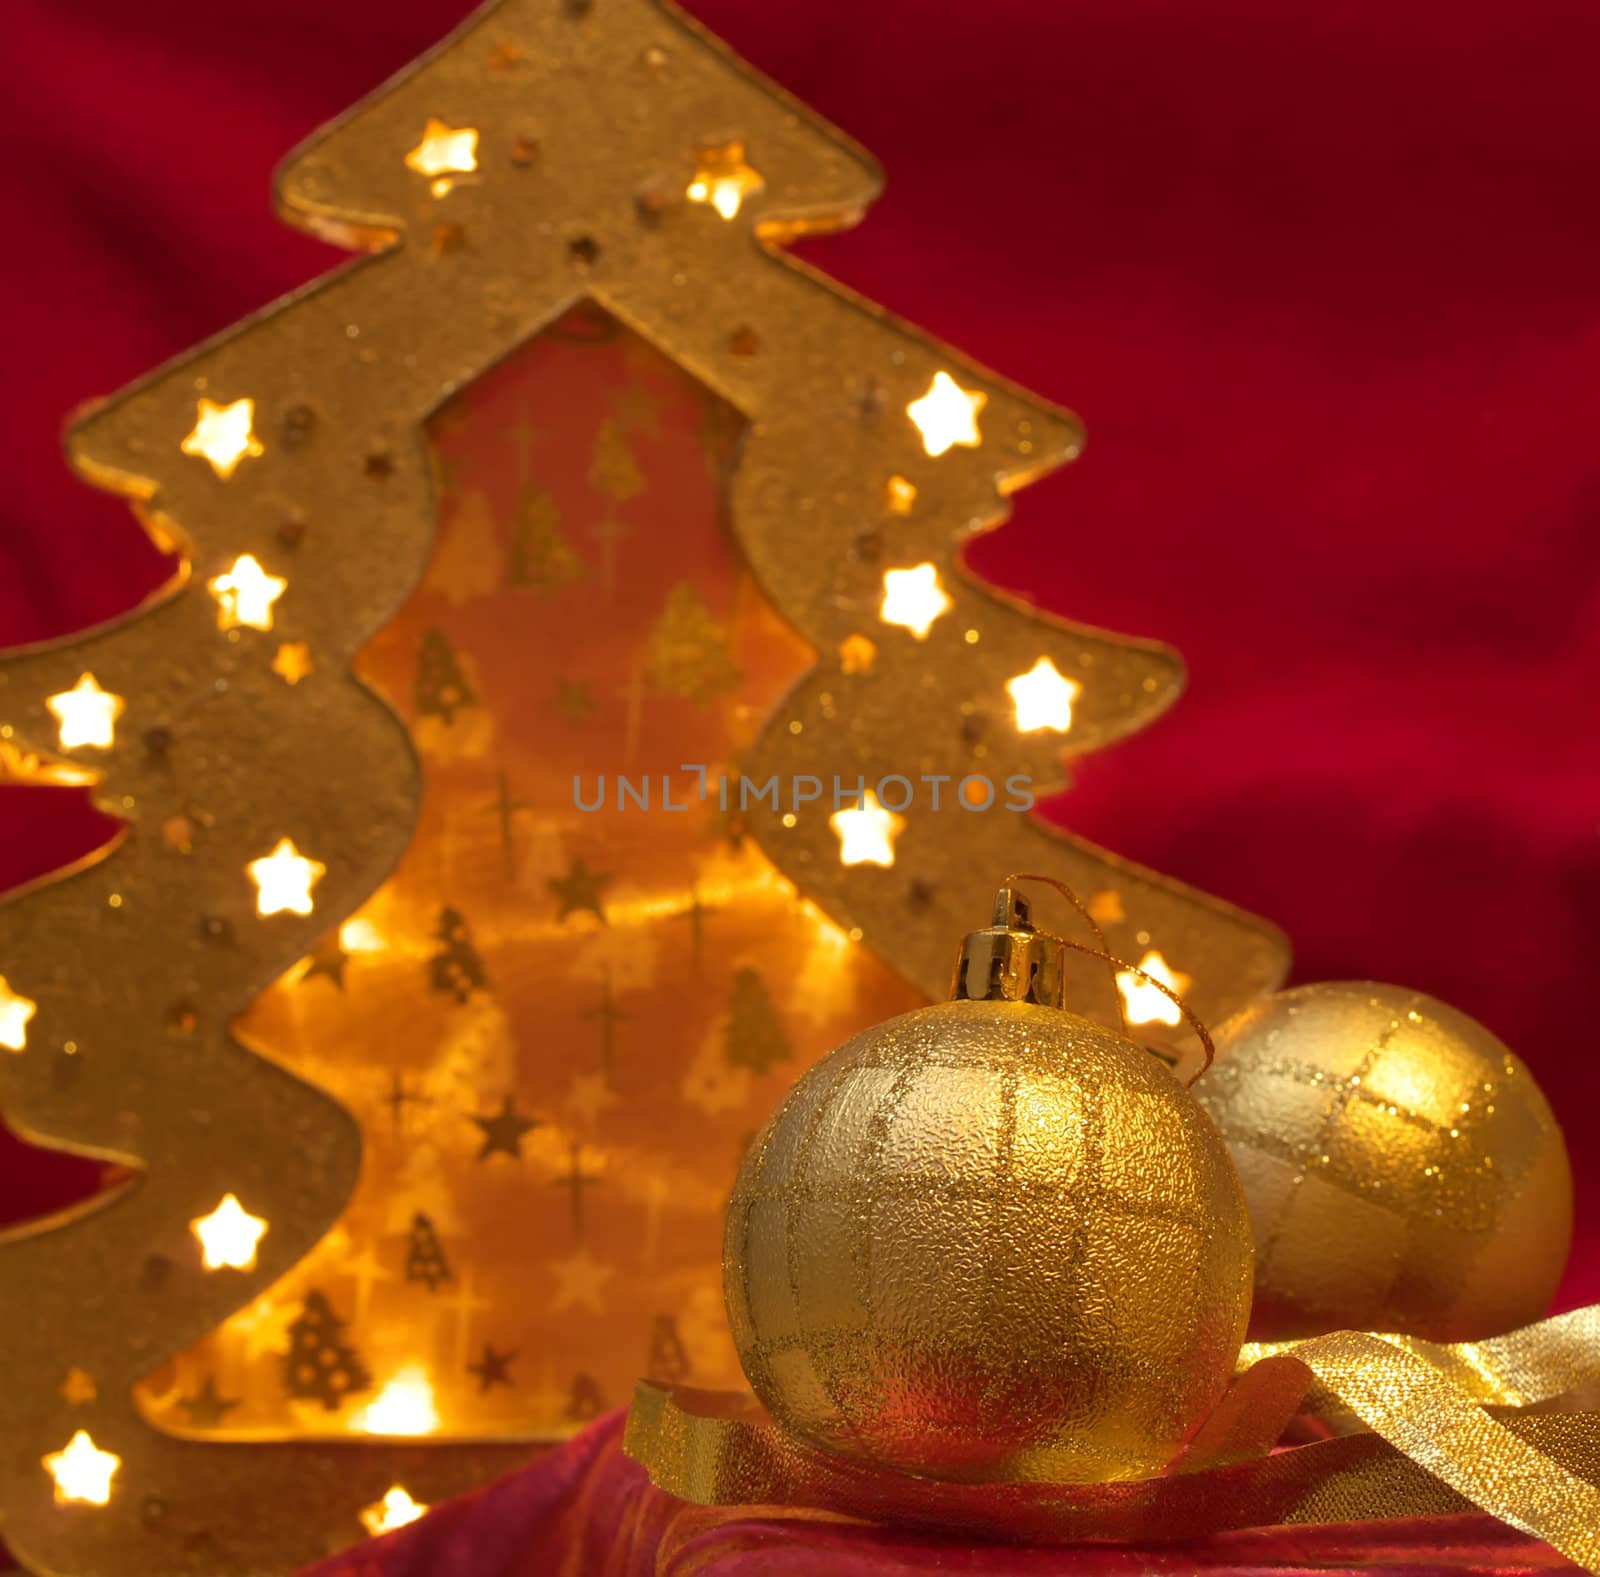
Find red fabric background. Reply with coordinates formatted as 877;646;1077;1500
0;0;1597;1569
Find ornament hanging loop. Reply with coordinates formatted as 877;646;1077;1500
999;871;1216;1085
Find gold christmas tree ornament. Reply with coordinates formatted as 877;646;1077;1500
0;0;1287;1569
724;887;1255;1484
1195;982;1573;1342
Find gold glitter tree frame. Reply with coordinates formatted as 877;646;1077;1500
0;1;1288;1570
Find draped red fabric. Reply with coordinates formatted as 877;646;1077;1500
1;0;1597;1570
296;1414;1575;1576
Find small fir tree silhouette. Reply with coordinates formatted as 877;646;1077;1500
404;1211;452;1291
415;626;476;725
588;416;643;502
647;582;740;704
283;1291;371;1411
646;1314;690;1384
428;906;488;1003
505;484;582;594
565;1372;607;1423
722;967;791;1076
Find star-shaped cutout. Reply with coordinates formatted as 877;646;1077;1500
548;1248;616;1314
880;562;951;639
1116;949;1193;1028
472;1095;541;1161
190;1193;268;1270
60;1368;97;1406
1007;656;1082;734
0;975;37;1052
181;397;263;479
360;1484;428;1537
466;1342;517;1393
884;474;917;515
43;1430;120;1505
566;1072;619;1127
686;140;764;219
272;642;314;685
176;1375;240;1428
548;857;610;924
1087;889;1126;926
551;679;595;722
829;792;903;869
46;672;124;750
906;371;986;457
405;118;479;180
837;633;877;675
486;38;525;73
209;554;286;631
247;837;326;917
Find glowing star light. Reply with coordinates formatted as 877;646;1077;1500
191;1193;268;1270
247;837;325;917
209;554;286;631
0;976;37;1052
405;118;479;181
356;1366;439;1436
1116;949;1193;1028
906;371;985;457
884;475;917;515
43;1431;120;1506
829;791;903;868
686;140;764;219
360;1485;428;1537
880;563;952;639
272;641;313;684
1007;656;1082;734
181;397;263;479
45;673;124;750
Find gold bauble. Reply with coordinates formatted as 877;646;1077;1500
724;890;1253;1484
1195;981;1573;1342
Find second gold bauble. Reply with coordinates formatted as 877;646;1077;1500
1195;981;1572;1342
723;890;1254;1485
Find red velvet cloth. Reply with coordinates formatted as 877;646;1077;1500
2;0;1598;1570
299;1413;1575;1576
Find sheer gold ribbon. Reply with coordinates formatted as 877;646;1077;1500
623;1308;1600;1570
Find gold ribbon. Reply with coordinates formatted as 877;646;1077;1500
623;1308;1600;1571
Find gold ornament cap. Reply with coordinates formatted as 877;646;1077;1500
949;885;1065;1008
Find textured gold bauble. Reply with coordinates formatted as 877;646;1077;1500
723;998;1254;1484
1195;982;1573;1342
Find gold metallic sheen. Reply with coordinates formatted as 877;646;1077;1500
0;0;1287;1568
625;1306;1600;1569
723;997;1254;1483
1195;981;1573;1342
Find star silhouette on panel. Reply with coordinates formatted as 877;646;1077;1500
551;679;596;723
548;1248;616;1314
176;1375;240;1428
467;1342;517;1394
548;857;611;924
472;1095;541;1161
302;932;349;990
